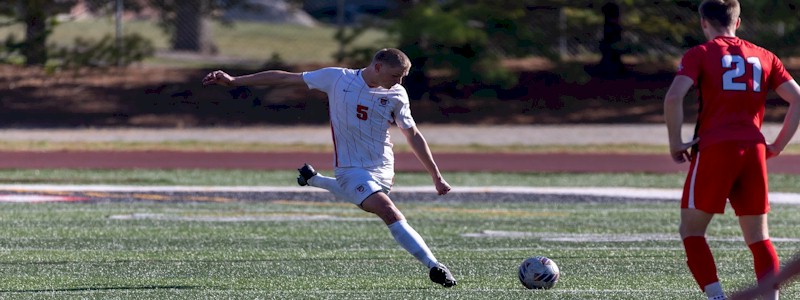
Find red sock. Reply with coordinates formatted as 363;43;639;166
748;239;779;281
683;236;719;291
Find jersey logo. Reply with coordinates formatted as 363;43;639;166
356;185;366;193
379;98;388;106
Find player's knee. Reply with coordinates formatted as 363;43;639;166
375;205;404;224
678;223;705;239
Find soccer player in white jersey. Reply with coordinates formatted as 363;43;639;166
202;48;457;287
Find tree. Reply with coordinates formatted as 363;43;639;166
389;0;556;99
0;0;76;65
144;0;258;53
595;2;623;77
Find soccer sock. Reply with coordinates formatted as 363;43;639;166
388;220;439;269
704;282;724;299
307;174;347;199
748;239;780;281
748;240;780;300
683;236;721;293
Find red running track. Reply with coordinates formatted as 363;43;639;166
0;151;799;174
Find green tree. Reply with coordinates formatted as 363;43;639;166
0;0;76;65
390;0;556;99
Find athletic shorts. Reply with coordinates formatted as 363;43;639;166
681;141;769;216
334;164;394;206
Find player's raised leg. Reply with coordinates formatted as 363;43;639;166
360;192;457;287
297;163;348;199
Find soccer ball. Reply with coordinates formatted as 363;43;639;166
518;256;560;289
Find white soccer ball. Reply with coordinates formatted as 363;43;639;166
518;256;560;289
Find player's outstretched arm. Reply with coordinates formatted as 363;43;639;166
400;126;451;195
663;75;699;163
768;80;800;158
202;70;303;87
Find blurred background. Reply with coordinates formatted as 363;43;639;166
0;0;798;128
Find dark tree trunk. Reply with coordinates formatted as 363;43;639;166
172;0;214;53
596;2;625;77
22;0;48;65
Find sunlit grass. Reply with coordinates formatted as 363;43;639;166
0;198;798;299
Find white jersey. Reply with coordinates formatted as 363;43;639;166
302;67;416;168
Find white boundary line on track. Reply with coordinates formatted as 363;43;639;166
1;184;799;204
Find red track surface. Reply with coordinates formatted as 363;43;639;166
0;151;799;174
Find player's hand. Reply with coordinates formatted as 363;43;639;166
670;137;699;164
202;70;235;87
766;144;782;159
434;177;451;196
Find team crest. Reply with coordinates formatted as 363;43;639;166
379;98;388;106
356;185;366;193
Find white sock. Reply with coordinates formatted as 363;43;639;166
307;174;347;199
704;282;724;300
388;220;438;269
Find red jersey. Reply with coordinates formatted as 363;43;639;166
676;36;793;149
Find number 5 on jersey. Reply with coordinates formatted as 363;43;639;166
356;105;369;121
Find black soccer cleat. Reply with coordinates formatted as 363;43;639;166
429;263;457;288
296;163;317;186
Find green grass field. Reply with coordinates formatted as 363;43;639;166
0;170;799;299
1;196;800;299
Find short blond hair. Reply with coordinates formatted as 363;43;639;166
372;48;411;69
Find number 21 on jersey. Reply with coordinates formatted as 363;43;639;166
722;54;762;92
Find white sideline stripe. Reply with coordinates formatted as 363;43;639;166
0;185;799;204
0;194;86;202
461;231;800;242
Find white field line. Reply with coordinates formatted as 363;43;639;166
0;185;799;204
461;231;800;243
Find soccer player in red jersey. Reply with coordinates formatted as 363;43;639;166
664;0;800;299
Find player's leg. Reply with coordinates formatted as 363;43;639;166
297;163;348;199
680;143;738;300
680;209;725;299
359;192;457;287
738;215;779;300
731;143;779;300
739;215;779;278
334;166;456;287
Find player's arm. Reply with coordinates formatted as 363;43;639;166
663;75;700;163
399;126;451;196
768;79;800;158
202;70;303;87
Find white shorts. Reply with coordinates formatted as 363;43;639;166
334;165;394;206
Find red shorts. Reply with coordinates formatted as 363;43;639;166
681;141;769;216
